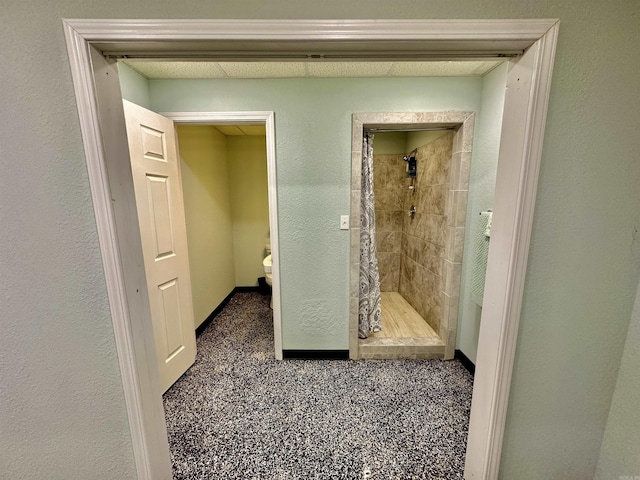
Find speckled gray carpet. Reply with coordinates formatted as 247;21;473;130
163;292;473;480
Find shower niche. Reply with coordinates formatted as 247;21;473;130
350;112;475;360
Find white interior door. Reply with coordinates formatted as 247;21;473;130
123;99;196;393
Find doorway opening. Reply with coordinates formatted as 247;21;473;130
121;100;282;393
174;121;275;328
352;113;475;360
63;18;559;480
163;111;283;360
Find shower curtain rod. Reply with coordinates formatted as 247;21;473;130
365;127;454;133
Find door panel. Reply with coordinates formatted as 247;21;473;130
158;278;184;359
123;99;196;393
141;125;167;162
145;174;175;258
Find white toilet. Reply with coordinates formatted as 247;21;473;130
262;240;273;309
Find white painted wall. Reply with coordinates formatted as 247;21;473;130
2;2;639;479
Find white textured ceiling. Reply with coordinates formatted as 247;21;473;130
123;60;501;79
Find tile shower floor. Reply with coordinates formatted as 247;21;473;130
359;292;445;359
373;292;439;338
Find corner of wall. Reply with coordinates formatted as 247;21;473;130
455;62;508;364
117;62;151;109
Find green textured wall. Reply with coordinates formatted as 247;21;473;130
118;62;151;109
1;2;639;479
149;76;483;349
456;62;508;363
596;279;640;479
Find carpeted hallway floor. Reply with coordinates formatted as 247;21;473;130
163;292;473;479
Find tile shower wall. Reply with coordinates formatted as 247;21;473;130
399;132;455;334
373;154;405;291
351;113;473;359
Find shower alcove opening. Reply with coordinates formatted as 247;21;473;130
350;112;474;360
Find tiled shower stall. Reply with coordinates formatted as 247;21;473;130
350;112;474;359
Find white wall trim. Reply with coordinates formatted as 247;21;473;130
163;111;283;360
64;18;559;60
62;21;162;480
162;111;273;124
466;21;561;479
66;18;556;40
62;18;559;480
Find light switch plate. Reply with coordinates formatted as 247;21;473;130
340;215;350;230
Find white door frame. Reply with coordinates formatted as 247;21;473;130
163;110;282;361
62;18;559;480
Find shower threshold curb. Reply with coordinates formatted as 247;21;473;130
359;336;445;360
